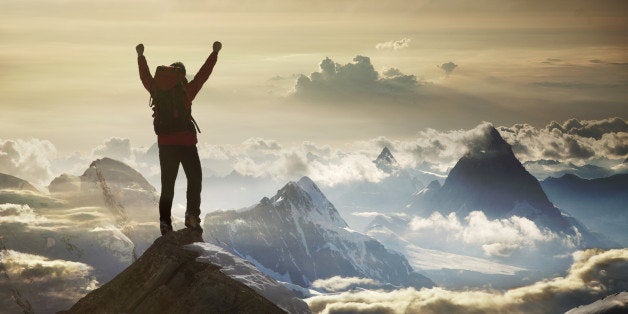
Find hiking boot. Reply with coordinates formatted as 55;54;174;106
185;215;201;229
160;221;173;235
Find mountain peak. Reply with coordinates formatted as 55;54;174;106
374;146;399;173
438;126;558;219
62;229;285;314
82;157;155;192
271;177;347;228
466;125;512;158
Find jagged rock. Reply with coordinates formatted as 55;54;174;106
374;146;399;173
61;229;286;314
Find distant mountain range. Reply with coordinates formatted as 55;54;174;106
541;173;628;245
203;176;434;291
523;159;625;180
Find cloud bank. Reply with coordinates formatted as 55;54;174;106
0;249;98;312
2;118;624;190
0;138;56;186
408;211;576;258
312;276;380;292
294;55;419;101
306;248;628;314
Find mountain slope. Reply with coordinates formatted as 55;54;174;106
0;173;39;192
61;229;297;313
203;176;434;290
541;173;628;245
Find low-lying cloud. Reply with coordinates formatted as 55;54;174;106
408;211;572;258
3;118;624;191
312;276;380;292
306;248;628;314
0;249;98;312
546;117;627;140
499;117;628;162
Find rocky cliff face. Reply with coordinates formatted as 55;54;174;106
62;229;300;314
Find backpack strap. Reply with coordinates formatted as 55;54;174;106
191;116;201;133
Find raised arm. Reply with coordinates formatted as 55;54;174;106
136;43;153;92
187;41;222;100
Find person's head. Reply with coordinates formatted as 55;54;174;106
170;62;186;76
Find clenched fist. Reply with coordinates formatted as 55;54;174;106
136;43;144;56
213;41;222;53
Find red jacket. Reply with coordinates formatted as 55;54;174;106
138;52;218;146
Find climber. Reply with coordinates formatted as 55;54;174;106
136;41;221;235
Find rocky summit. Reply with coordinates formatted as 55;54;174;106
61;228;286;314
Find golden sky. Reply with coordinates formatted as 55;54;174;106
2;0;627;154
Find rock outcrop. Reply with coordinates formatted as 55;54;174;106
62;229;287;314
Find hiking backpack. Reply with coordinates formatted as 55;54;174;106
149;66;200;135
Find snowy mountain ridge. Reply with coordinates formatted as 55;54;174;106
203;176;434;290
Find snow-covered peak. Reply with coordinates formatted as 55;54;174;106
374;147;399;173
270;177;347;228
296;176;330;209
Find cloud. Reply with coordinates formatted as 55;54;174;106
92;137;132;161
312;276;380;292
546;117;627;140
351;211;385;218
408;211;563;258
0;138;56;186
0;203;48;225
36;118;624;192
0;249;98;311
306;248;628;314
375;38;411;50
438;62;458;75
294;55;419;101
498;118;628;162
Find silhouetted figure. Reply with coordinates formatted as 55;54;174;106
136;41;221;235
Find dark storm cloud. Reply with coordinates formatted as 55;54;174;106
438;62;458;75
294;55;419;101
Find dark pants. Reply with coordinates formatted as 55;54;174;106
158;145;202;225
